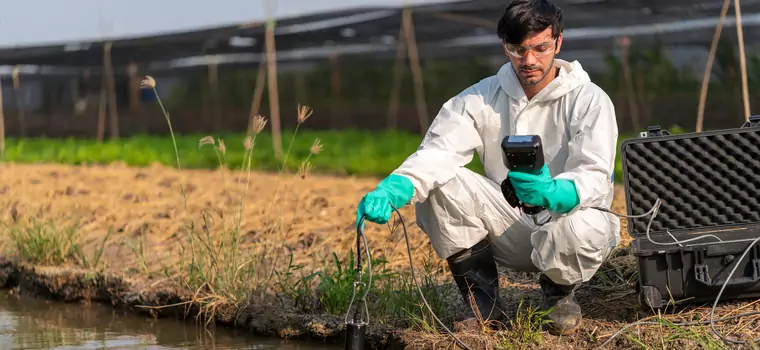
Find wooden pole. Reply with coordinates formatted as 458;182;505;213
103;41;119;139
402;7;429;133
208;57;222;131
696;0;731;132
616;36;640;131
734;0;751;121
127;62;146;132
69;79;79;109
265;14;283;160
0;78;5;155
295;67;306;107
387;27;407;130
329;53;342;128
248;59;267;136
12;66;25;136
97;73;107;143
128;62;140;113
634;62;650;126
81;68;91;116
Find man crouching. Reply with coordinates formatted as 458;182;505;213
355;0;620;336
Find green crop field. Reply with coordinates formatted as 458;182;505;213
0;128;679;182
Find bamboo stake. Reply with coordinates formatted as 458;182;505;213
127;63;146;131
97;73;107;143
128;62;140;114
329;53;342;128
634;62;651;126
696;0;731;132
294;67;306;105
387;27;407;130
264;0;283;160
103;41;119;139
69;79;79;110
12;66;25;136
208;57;222;131
734;0;751;121
248;59;267;136
402;7;429;133
616;36;640;131
82;69;91;116
0;78;5;155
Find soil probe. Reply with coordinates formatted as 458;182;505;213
344;216;370;349
346;212;471;350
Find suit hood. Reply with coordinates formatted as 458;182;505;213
497;58;591;102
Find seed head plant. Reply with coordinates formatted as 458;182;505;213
139;75;326;325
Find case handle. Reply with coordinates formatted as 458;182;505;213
741;115;760;128
639;125;670;138
694;257;760;288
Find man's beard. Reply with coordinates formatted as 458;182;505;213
517;57;555;86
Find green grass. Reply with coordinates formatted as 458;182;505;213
310;248;455;328
3;212;113;269
4;217;79;266
0;130;424;177
0;127;683;183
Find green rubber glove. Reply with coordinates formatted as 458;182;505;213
356;174;415;230
507;164;580;214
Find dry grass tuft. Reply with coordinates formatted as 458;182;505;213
140;75;156;89
251;115;267;134
297;104;313;124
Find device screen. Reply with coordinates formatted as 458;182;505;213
507;135;534;143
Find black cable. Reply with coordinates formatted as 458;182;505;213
345;216;372;325
390;204;473;350
357;198;760;349
352;208;474;349
593;200;760;349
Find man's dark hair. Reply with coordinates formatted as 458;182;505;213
497;0;563;45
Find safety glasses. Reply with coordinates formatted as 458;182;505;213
504;39;557;58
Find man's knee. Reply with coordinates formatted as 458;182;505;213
413;167;510;260
531;209;620;285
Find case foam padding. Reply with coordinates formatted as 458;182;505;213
621;128;760;236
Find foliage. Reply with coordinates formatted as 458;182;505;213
0;130;472;177
4;217;78;265
1;129;667;182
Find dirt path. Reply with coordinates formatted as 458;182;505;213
0;162;422;272
2;163;756;349
0;162;630;273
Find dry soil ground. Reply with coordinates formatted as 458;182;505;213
1;163;759;349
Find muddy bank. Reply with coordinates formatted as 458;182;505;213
0;256;597;350
0;257;408;349
1;253;757;350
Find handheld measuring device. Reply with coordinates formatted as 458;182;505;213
500;135;546;215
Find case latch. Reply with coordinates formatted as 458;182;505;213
694;249;711;285
640;125;671;138
741;115;760;128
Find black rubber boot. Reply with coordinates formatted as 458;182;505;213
446;239;505;332
538;273;582;335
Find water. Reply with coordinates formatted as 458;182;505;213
0;292;341;350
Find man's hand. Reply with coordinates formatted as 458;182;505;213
356;174;415;230
507;165;580;214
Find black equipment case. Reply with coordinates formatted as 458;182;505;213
622;116;760;309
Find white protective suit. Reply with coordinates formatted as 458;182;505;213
392;59;621;286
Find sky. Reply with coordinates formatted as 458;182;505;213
0;0;454;48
